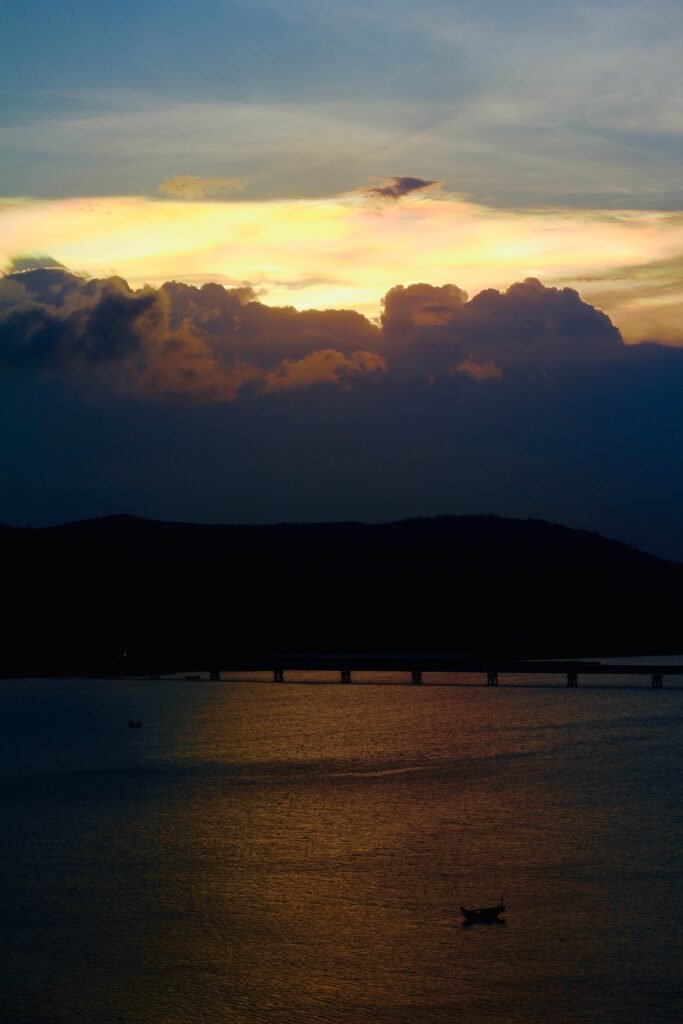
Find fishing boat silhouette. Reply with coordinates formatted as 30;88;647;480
460;896;506;924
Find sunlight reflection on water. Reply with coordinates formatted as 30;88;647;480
1;676;682;1023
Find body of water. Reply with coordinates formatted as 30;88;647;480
1;673;682;1023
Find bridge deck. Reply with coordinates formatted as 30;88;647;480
204;657;683;675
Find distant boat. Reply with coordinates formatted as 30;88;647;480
460;898;506;924
185;674;201;680
128;719;142;728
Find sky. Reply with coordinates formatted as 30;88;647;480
2;0;683;559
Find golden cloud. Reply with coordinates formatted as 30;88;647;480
453;359;503;381
262;349;387;393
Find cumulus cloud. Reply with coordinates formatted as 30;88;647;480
380;277;622;377
366;176;440;200
381;282;468;332
0;268;630;400
158;175;246;199
0;269;160;372
0;269;382;401
0;266;649;404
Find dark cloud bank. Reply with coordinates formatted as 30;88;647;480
2;267;682;560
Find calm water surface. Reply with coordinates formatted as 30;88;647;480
1;673;682;1023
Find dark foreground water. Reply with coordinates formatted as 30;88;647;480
1;673;682;1024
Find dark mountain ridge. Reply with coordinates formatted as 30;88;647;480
2;514;681;675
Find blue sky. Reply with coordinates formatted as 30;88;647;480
3;0;683;205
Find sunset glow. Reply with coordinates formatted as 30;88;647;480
4;191;683;340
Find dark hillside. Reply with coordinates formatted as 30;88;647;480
1;514;681;674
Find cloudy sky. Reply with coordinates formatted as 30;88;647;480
2;0;683;558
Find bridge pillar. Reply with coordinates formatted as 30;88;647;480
340;669;352;683
411;670;423;685
651;672;664;689
487;671;499;686
273;668;284;682
566;671;578;687
209;668;220;681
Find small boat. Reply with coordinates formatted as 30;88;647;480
460;898;506;924
128;719;143;728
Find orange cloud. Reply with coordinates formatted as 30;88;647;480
453;359;502;381
262;349;386;393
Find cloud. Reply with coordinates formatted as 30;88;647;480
381;282;468;332
157;280;380;365
0;267;666;406
366;176;440;200
7;255;68;273
0;269;382;401
158;175;247;200
452;358;502;382
380;277;622;377
0;270;160;372
262;348;386;392
0;269;627;400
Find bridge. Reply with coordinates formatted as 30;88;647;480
8;652;681;686
193;656;682;688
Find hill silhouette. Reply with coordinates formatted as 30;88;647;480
1;514;681;675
